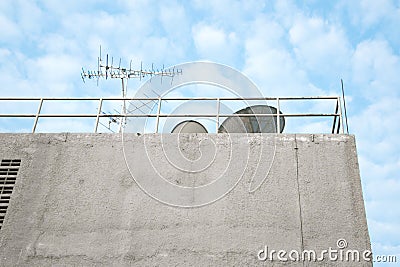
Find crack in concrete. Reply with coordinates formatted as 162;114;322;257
294;134;305;267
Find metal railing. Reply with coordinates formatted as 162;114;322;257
0;96;345;134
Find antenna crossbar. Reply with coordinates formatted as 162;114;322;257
81;47;182;82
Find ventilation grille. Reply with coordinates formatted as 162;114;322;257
0;159;21;230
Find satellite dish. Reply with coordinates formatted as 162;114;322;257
171;120;208;133
219;105;285;133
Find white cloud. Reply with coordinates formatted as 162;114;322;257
36;119;94;133
289;16;352;77
15;54;81;96
242;15;315;96
192;24;240;65
368;218;400;247
191;0;267;28
359;0;394;26
0;14;21;42
352;97;400;146
244;47;308;96
273;0;300;28
341;0;397;29
15;0;44;35
193;25;226;50
159;1;189;37
351;40;400;100
349;40;400;262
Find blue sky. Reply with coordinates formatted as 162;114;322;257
1;0;399;264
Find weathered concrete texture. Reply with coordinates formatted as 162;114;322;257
0;133;371;266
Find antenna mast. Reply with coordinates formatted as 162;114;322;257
341;79;349;134
81;46;182;132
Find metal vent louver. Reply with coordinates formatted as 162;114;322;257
0;159;21;230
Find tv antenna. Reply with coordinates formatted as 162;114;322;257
81;46;182;132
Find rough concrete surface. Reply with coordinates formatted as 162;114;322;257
0;133;371;266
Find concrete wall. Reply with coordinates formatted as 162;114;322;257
0;133;371;266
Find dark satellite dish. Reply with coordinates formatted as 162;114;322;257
219;105;285;133
171;120;208;133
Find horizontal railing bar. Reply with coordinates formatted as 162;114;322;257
0;96;340;101
0;97;103;101
0;113;340;118
0;115;37;117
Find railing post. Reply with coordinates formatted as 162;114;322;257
216;98;220;133
338;96;344;134
32;98;44;133
276;97;280;133
94;98;103;133
332;98;339;134
155;97;162;133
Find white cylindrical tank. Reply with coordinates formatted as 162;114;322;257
171;120;208;133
